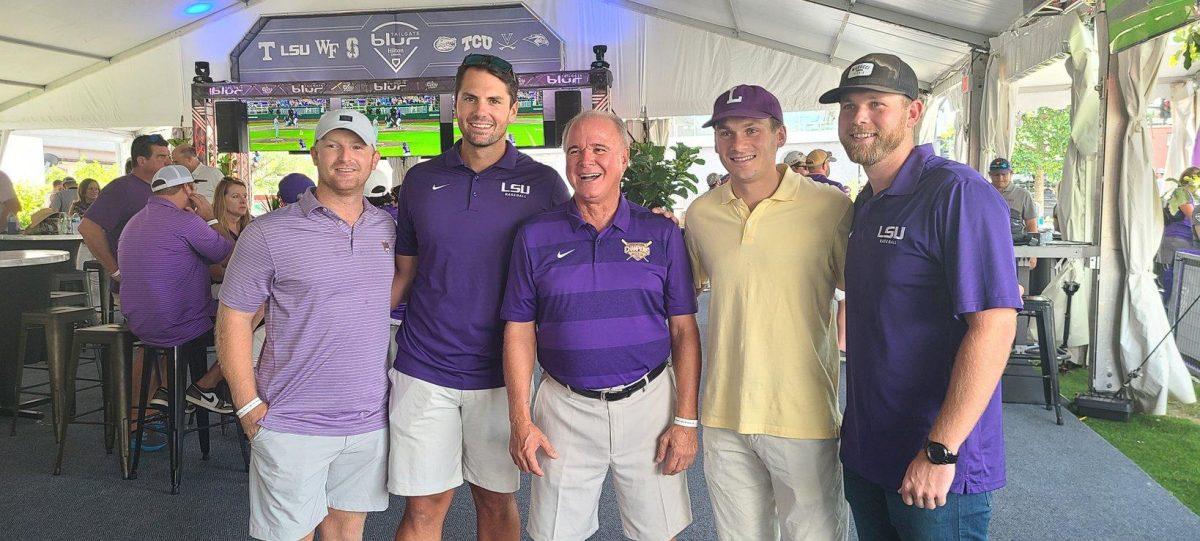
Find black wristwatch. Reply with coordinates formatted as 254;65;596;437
925;441;958;465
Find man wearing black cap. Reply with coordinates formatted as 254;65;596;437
685;84;851;539
825;53;1020;539
989;157;1040;268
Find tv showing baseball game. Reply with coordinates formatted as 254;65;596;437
246;98;329;152
246;90;546;157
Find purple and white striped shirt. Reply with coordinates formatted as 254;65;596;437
220;188;395;437
118;197;232;347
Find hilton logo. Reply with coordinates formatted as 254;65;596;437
501;183;530;198
877;225;906;245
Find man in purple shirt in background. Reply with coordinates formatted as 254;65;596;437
805;148;850;195
501;110;702;541
118;165;235;424
277;172;315;206
218;109;395;541
825;53;1021;539
81;134;171;285
388;54;569;541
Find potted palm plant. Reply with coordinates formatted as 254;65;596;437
621;141;704;211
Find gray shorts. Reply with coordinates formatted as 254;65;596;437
249;427;389;541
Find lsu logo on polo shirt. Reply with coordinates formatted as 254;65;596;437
501;182;530;198
877;225;906;245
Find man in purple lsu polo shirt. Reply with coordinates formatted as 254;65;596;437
501;110;702;540
217;109;394;541
826;53;1021;539
388;54;569;540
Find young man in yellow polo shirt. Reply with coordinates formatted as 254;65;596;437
685;85;852;540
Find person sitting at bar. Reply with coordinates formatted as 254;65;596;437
70;178;100;216
118;165;235;416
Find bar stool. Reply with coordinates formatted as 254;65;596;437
11;306;97;437
49;291;88;308
51;271;87;292
82;261;114;324
130;342;248;494
58;324;135;477
1011;296;1065;425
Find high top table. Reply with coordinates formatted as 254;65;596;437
0;250;71;417
0;234;84;268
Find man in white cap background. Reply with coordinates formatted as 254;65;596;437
783;150;808;176
218;108;396;541
117;164;237;432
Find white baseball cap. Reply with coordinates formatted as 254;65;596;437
364;169;391;197
314;108;377;147
783;150;807;167
151;165;195;192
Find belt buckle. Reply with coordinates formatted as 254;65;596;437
598;389;611;401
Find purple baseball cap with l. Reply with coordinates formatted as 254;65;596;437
278;173;315;204
702;85;784;128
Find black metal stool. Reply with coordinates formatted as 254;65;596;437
11;306;97;436
82;261;114;324
1011;296;1065;425
60;324;135;477
130;341;247;494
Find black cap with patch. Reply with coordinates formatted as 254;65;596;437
818;53;919;104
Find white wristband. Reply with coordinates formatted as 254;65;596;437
236;397;263;418
110;269;120;279
673;416;699;428
207;219;220;226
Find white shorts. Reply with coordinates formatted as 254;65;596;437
248;427;389;541
703;427;848;540
387;369;518;495
529;372;692;541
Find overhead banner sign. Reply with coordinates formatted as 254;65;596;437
194;71;599;100
1108;0;1198;54
232;4;564;83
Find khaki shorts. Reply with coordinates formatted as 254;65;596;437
703;427;848;540
387;369;518;495
248;427;389;541
529;372;692;541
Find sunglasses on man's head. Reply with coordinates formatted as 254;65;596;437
461;53;514;75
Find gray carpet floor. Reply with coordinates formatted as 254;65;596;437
2;295;1197;539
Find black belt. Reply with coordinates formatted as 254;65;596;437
559;362;669;402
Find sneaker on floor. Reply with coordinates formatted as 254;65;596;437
185;384;235;415
148;387;169;410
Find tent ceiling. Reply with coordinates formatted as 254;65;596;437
0;1;243;107
0;0;1122;128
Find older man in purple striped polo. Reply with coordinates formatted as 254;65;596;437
501;109;702;541
217;109;395;541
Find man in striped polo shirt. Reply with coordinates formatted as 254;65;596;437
501;110;702;541
217;109;395;541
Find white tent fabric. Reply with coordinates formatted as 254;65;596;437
1115;36;1197;414
0;130;11;167
981;54;1015;164
1044;13;1098;348
1166;81;1198;177
626;118;671;146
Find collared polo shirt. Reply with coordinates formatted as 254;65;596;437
841;143;1022;494
220;188;395;437
83;173;153;256
118;197;232;347
685;166;852;439
501;197;696;389
394;141;569;390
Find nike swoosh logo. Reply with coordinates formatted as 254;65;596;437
432;184;449;190
556;249;575;259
